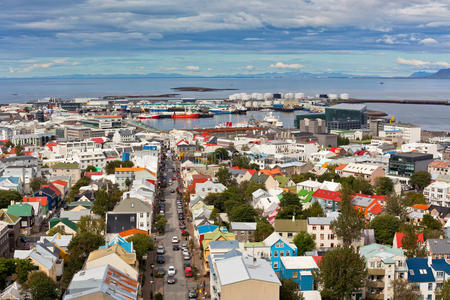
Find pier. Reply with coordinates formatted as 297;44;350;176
340;99;449;105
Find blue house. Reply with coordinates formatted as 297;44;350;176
280;256;319;291
34;185;59;211
406;257;436;300
263;232;297;273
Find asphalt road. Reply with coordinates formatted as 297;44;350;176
157;160;197;299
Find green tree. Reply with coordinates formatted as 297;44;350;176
331;186;364;247
401;224;426;258
280;278;304;300
238;180;265;202
303;201;325;218
0;258;17;289
125;177;132;189
337;136;350;146
316;247;367;300
229;204;256;222
421;214;443;239
404;192;427;206
215;167;235;187
67;176;92;202
213;148;230;161
25;271;58;300
392;279;420;300
436;279;450;300
384;194;408;221
155;214;168;234
232;154;251;169
4;141;14;149
276;205;302;220
255;218;274;241
78;215;105;235
292;173;316;184
93;188;108;217
374;177;394;195
15;258;36;284
30;177;46;193
280;193;301;208
409;171;431;191
105;160;134;175
0;190;22;209
85;165;97;172
14;144;24;156
126;233;154;261
293;232;315;255
370;215;401;245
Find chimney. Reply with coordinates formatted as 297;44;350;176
292;214;295;222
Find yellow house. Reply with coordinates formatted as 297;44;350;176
201;229;235;272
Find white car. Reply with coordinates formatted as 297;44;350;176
168;266;176;276
172;236;179;244
182;249;189;256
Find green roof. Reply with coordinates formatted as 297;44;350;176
274;175;290;188
202;229;235;248
7;203;33;217
297;189;314;203
68;200;93;209
360;243;404;264
51;162;79;169
49;217;78;232
244;242;266;248
250;173;269;184
0;211;20;224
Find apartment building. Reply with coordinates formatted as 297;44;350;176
424;181;450;207
339;162;385;185
307;216;340;249
381;123;421;143
428;160;450;177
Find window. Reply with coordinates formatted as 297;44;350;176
273;262;278;269
312;226;316;230
428;283;433;291
286;251;290;256
437;271;444;278
427;295;432;300
320;234;324;240
320;225;325;230
274;251;278;257
419;269;427;275
292;271;298;278
130;216;135;222
377;261;382;268
280;251;284;256
287;233;293;238
140;213;143;218
409;270;415;276
276;242;284;248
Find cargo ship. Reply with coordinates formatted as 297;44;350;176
137;114;159;119
171;109;200;119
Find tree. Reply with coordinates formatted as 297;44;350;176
392;279;420;300
47;226;66;236
293;232;315;255
436;279;450;300
276;205;301;220
126;233;154;261
125;178;132;189
280;193;301;208
215;167;235;187
0;190;22;209
93;188;108;216
370;215;401;245
238;180;265;202
401;224;426;258
0;258;17;289
255;218;274;241
409;171;431;191
374;177;394;195
105;160;134;175
85;165;97;172
280;278;303;300
340;176;373;195
421;214;442;231
316;247;367;300
67;176;92;202
14;258;36;284
213;148;230;161
25;271;58;300
4;141;14;149
331;186;364;247
232;154;251;169
303;201;325;218
404;192;427;206
30;177;46;193
155;214;168;234
292;173;316;184
384;195;408;221
229;204;256;222
14;144;24;156
78;215;105;235
337;136;350;146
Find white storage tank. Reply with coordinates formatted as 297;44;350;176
242;94;251;101
295;93;304;99
340;93;349;100
328;94;338;100
264;93;273;100
284;93;294;99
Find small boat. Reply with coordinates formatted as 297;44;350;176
263;112;283;128
209;107;236;114
137;114;159;119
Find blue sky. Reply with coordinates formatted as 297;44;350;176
2;0;450;77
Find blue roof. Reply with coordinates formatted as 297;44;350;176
209;240;239;249
431;259;450;274
406;257;435;283
0;176;20;184
99;235;134;253
198;224;218;235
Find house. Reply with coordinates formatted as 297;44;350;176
50;180;69;197
428;205;450;224
274;175;295;190
202;229;236;273
0;282;26;300
393;232;425;249
7;203;34;233
273;218;307;243
263;232;297;274
297;189;314;205
426;239;450;262
115;167;156;190
60;209;92;223
0;222;10;258
274;162;311;177
39;233;73;252
119;228;149;240
406;257;437;300
50;162;82;185
312;189;341;213
428;160;450;177
67;200;93;211
360;243;408;300
230;222;257;243
340;162;385;185
34;184;60;211
48;218;78;235
210;255;280;300
280;256;319;291
22;196;49;216
296;180;322;192
106;197;152;237
0;176;22;193
193;180;226;198
423;181;450;207
85;243;138;280
250;173;279;190
352;194;385;218
0;211;21;255
64;264;139;300
228;167;256;183
307;216;340;249
196;224;219;245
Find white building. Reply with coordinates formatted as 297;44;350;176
194;180;227;199
307;216;340;249
381;123;421;144
424;181;450;207
428;160;450;177
401;143;441;159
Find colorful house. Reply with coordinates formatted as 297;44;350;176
48;218;78;235
263;232;297;274
312;189;341;213
393;232;424;249
35;184;61;210
202;229;235;273
280;256;319;291
23;196;49;216
7;203;34;231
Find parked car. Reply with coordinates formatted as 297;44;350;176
178;214;184;220
167;274;176;284
171;189;175;193
181;229;187;235
173;244;180;251
172;176;176;180
183;261;191;268
172;236;179;243
183;253;191;260
156;255;165;264
168;266;176;276
156;245;165;254
188;289;198;298
156;267;165;276
184;267;193;277
179;223;186;230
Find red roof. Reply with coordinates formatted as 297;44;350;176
42;184;61;196
329;147;342;153
188;174;211;193
84;171;103;178
335;164;347;171
394;232;424;249
354;150;369;156
312;256;322;266
119;228;148;238
0;140;9;143
51;180;68;187
260;168;283;176
23;196;48;206
91;137;105;144
368;203;384;215
312;189;341;202
46;142;58;150
205;143;217;146
230;166;257;175
176;139;189;146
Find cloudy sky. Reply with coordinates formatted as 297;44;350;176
2;0;450;77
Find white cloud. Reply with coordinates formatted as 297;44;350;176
9;58;80;73
396;57;450;68
245;65;254;70
269;62;303;69
185;65;200;71
419;37;438;45
243;37;264;41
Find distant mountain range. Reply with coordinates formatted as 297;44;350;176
409;68;450;79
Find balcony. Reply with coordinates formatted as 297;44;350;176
367;293;384;300
367;281;384;288
368;268;385;276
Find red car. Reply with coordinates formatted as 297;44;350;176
181;229;187;235
172;176;176;180
184;267;193;277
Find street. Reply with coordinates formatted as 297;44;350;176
156;159;198;299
